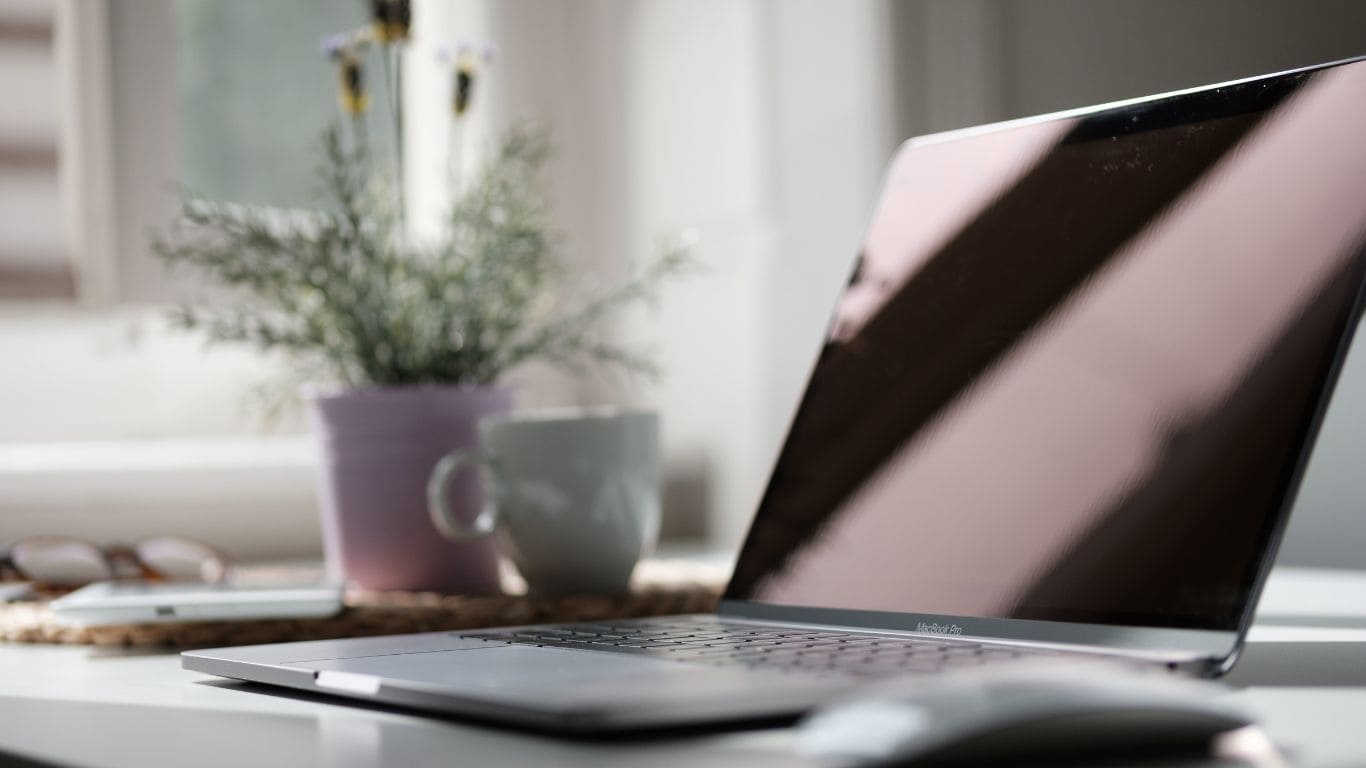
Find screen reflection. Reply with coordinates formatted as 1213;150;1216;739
728;61;1366;630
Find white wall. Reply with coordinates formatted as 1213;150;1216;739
418;0;799;547
405;0;907;547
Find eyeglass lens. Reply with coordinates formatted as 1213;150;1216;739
10;539;110;586
135;537;226;582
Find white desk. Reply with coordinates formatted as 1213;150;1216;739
1;568;1364;768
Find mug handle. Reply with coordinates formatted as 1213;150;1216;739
427;450;499;541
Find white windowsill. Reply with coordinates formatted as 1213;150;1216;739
0;435;323;560
0;434;316;505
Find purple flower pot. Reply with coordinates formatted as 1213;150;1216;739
310;385;513;592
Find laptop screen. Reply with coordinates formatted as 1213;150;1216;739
726;59;1366;632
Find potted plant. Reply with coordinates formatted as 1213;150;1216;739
153;2;689;592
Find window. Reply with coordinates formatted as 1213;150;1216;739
176;0;389;208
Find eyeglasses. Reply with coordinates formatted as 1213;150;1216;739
0;536;228;588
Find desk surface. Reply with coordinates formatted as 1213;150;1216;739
2;567;1365;768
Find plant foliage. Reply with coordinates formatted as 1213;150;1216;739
154;126;690;389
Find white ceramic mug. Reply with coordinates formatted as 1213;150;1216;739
427;408;661;596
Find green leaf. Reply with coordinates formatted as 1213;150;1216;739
151;123;695;391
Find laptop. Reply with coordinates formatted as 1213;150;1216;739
184;54;1366;732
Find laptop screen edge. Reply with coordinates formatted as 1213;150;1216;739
715;598;1238;663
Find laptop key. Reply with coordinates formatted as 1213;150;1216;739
675;647;754;658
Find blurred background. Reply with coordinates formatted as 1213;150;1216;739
2;0;1364;567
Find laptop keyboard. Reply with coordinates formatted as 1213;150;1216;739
460;616;1053;678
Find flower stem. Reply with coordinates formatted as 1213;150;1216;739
447;118;464;192
350;113;368;161
381;42;405;239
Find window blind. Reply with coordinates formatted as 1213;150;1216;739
0;0;72;300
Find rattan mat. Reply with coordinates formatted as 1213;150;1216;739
0;559;725;649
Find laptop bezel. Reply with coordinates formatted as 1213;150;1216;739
716;52;1366;672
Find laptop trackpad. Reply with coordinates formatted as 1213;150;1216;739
289;645;838;708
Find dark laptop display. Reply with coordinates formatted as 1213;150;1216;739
727;62;1366;631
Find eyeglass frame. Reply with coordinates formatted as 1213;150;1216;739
0;536;229;588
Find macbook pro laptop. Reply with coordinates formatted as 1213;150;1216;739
184;54;1366;732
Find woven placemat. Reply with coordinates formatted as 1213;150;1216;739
0;559;726;649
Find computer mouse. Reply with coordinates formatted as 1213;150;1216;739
794;659;1255;766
